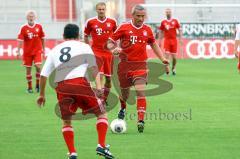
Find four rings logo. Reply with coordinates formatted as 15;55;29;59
186;40;235;59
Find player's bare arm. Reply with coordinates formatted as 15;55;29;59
37;75;47;107
150;42;169;64
84;35;90;44
89;66;102;89
158;30;164;46
41;39;46;61
16;40;23;58
90;66;103;97
178;28;183;45
41;39;45;54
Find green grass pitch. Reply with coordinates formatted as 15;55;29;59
0;59;240;159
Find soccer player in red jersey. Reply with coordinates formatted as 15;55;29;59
84;2;117;103
107;5;169;133
37;24;114;159
17;10;45;93
158;8;182;75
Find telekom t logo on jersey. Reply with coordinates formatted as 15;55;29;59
96;28;103;35
28;32;33;39
130;36;138;44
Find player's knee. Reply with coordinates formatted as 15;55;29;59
26;67;32;74
172;55;177;60
62;120;72;126
35;65;41;72
120;88;130;101
106;78;111;83
134;82;146;94
120;93;128;101
104;82;111;88
136;90;145;97
105;77;111;84
97;112;107;119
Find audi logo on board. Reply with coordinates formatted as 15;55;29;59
186;40;235;59
0;40;237;59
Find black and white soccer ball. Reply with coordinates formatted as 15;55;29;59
110;119;127;134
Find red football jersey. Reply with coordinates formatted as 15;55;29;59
110;21;155;61
17;23;45;56
159;18;180;39
84;17;117;52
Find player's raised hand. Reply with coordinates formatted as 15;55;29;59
37;96;45;107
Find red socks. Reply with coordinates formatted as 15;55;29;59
137;97;146;121
119;96;146;121
119;96;126;110
62;119;108;154
26;75;32;89
62;126;76;154
26;73;40;89
36;72;40;88
96;117;108;148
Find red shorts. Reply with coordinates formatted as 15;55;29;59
56;77;105;120
93;49;113;76
164;38;178;54
118;61;148;88
23;53;42;67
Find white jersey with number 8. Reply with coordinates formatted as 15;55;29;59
41;40;97;82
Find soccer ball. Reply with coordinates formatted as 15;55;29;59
110;119;127;134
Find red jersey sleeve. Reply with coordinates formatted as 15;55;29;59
110;25;124;42
17;26;24;41
175;19;180;29
84;20;91;36
147;28;156;44
40;25;45;39
159;21;164;31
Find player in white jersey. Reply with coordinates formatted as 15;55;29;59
36;24;114;159
234;24;240;72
